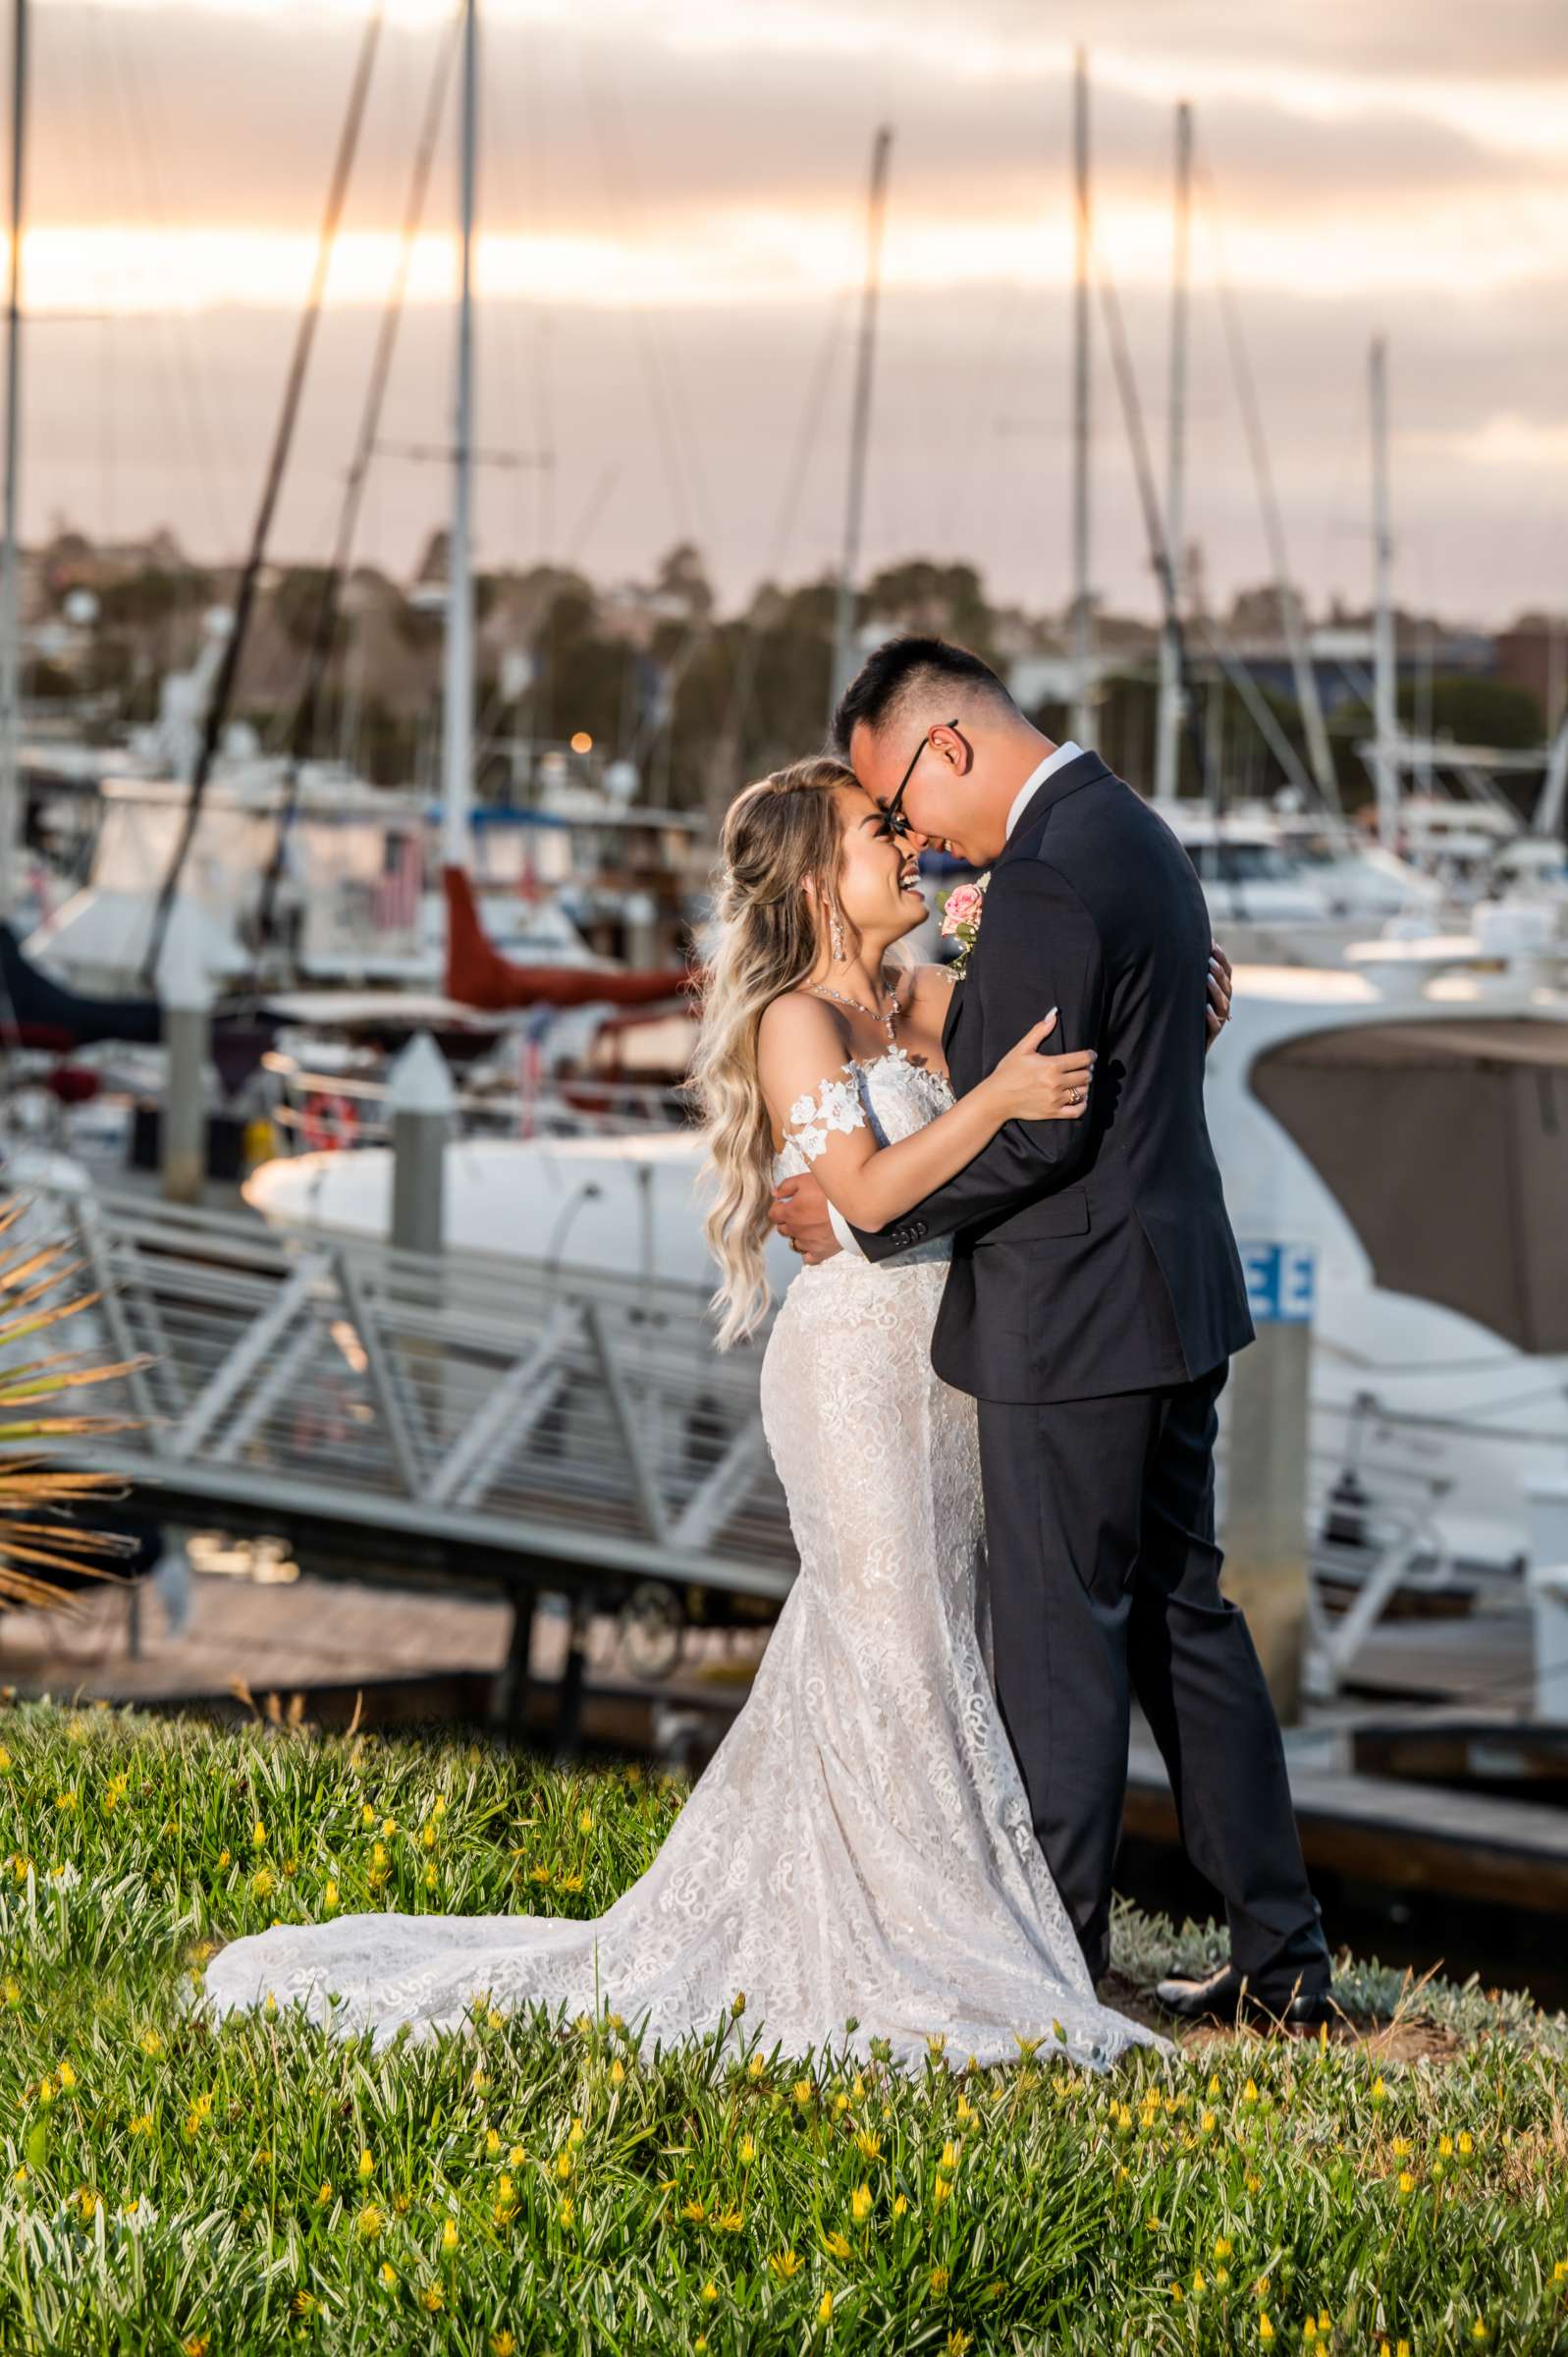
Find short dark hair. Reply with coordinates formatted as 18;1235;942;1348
830;634;1014;757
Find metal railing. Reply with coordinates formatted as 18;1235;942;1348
31;1181;794;1603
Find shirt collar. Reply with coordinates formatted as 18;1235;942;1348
1004;740;1083;842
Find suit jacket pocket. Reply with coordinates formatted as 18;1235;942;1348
974;1187;1091;1246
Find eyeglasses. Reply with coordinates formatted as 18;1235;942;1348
883;718;960;841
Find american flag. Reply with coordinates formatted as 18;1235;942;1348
371;829;424;932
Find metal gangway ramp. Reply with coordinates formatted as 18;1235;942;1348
31;1183;796;1714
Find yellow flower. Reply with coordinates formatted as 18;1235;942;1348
251;1867;274;1900
422;1824;437;1849
1554;2260;1568;2283
850;2183;873;2223
316;2181;333;2206
382;1816;397;1837
793;2078;814;2105
855;2131;883;2160
769;2249;801;2280
609;2058;624;2085
2;1977;19;2005
927;2033;946;2056
946;2332;972;2356
555;2150;573;2182
1214;2238;1233;2261
0;1746;10;1770
1193;2270;1207;2294
1201;2109;1217;2133
747;2054;766;2081
420;2285;444;2312
361;1803;375;1827
558;2196;574;2226
1472;2323;1487;2343
359;2147;375;2178
1398;2170;1416;2194
1259;2319;1274;2344
931;2266;950;2295
183;2339;208;2357
578;1808;594;1833
1208;2074;1221;2095
139;2035;163;2065
933;2178;952;2209
509;2144;525;2168
892;2194;908;2217
1371;2074;1387;2104
681;2200;706;2223
492;2335;516;2357
58;2060;77;2090
819;2292;834;2324
357;2205;383;2239
129;2112;153;2136
441;2218;459;2253
379;2263;398;2288
56;1790;78;1810
738;2135;756;2165
1438;2135;1454;2158
718;2207;743;2232
324;1881;340;1910
700;2281;718;2304
252;1820;266;1847
1243;2078;1259;2104
1458;2131;1474;2156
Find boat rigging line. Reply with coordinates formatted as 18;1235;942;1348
138;3;387;991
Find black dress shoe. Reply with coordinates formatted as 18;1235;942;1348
1155;1960;1335;2030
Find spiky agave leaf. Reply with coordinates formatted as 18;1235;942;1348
0;1200;151;1610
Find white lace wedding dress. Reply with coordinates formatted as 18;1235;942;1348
204;1048;1156;2072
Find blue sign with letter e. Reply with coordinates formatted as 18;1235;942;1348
1240;1242;1317;1324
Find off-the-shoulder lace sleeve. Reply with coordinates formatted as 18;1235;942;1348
783;1066;867;1163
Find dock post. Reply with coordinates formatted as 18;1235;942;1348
1526;1478;1568;1721
1222;1245;1316;1725
491;1578;538;1737
388;1032;456;1255
157;912;212;1207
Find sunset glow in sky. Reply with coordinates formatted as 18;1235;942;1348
20;0;1568;619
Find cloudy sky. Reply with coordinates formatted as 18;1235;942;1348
20;0;1568;622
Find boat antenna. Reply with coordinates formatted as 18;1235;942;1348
0;0;28;922
138;5;385;989
1152;99;1190;805
441;0;478;878
1067;48;1094;749
828;123;892;727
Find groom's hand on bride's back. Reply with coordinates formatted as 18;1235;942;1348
769;1173;841;1264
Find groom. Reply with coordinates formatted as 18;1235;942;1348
771;635;1332;2026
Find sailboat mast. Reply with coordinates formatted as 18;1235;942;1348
1369;335;1399;850
0;0;27;921
442;0;478;873
1068;49;1094;750
829;124;892;725
1153;99;1190;804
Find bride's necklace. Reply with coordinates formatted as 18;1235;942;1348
810;972;900;1044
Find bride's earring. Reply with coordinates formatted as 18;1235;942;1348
830;905;846;962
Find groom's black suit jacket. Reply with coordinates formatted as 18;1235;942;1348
852;751;1255;1402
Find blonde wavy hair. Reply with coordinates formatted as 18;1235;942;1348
690;755;861;1347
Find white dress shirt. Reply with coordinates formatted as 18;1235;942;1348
1004;740;1083;841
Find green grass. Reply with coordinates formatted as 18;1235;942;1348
2;1698;1566;2356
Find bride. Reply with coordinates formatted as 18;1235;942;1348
205;756;1200;2071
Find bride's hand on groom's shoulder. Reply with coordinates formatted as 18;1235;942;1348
1206;939;1234;1048
769;1172;842;1263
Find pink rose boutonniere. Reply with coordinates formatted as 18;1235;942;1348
939;871;991;980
